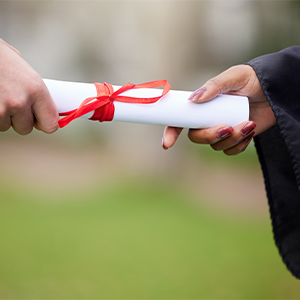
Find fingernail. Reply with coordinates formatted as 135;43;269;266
217;126;234;139
244;131;255;143
188;87;206;102
162;137;168;150
241;121;256;135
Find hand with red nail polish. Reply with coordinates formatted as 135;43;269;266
162;65;276;155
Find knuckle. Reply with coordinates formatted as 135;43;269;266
8;96;28;112
28;76;45;96
201;129;218;144
206;77;222;93
188;129;217;145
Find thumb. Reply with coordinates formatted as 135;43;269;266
188;65;252;103
162;126;183;150
31;80;59;134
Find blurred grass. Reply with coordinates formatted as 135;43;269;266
0;177;299;299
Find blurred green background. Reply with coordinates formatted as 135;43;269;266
0;1;300;298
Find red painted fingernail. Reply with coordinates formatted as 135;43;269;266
241;121;256;135
188;87;206;102
217;126;234;139
244;131;255;143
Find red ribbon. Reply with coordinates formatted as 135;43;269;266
58;80;171;128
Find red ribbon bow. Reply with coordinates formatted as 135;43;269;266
58;80;171;128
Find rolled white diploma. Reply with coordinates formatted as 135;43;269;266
43;79;249;128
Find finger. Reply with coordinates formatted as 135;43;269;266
210;121;256;151
0;105;12;132
162;126;183;150
188;65;254;103
11;106;34;135
188;124;234;145
31;80;59;134
223;131;255;156
3;91;35;135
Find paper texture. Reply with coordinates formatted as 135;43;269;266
43;79;249;128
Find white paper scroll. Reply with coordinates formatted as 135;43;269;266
43;79;249;128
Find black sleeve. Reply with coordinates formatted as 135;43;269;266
246;46;300;279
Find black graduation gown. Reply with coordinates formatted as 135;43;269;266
246;46;300;279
